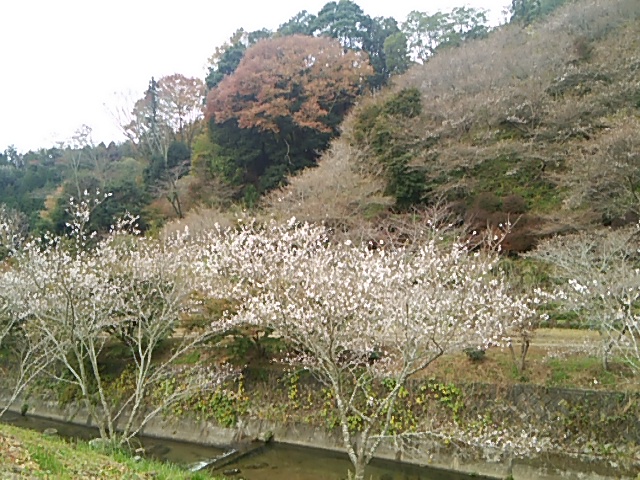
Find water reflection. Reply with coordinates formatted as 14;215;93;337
1;412;488;480
223;442;481;480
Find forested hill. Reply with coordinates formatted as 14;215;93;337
2;0;639;250
266;0;640;252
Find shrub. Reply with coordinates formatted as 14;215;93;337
464;347;487;362
502;194;528;214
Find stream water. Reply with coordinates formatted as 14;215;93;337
1;412;491;480
218;442;485;480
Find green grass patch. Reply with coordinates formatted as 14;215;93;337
546;356;618;387
175;350;201;365
0;423;223;480
469;154;563;213
29;444;64;475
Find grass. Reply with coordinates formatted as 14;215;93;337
29;444;64;475
467;154;563;213
0;423;222;480
174;350;201;365
232;327;636;393
546;356;619;388
410;328;637;391
232;327;636;395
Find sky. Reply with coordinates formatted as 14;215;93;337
0;0;509;153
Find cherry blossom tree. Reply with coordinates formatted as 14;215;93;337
0;193;234;443
0;206;52;417
530;226;640;373
0;303;52;418
0;204;28;258
208;218;537;480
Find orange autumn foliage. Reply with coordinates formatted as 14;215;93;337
205;35;373;134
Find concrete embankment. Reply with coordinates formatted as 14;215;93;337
1;389;636;480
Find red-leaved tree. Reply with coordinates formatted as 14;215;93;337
205;35;373;134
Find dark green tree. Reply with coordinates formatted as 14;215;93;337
312;1;401;89
247;28;272;44
511;0;541;23
363;16;402;88
510;0;569;23
383;31;411;75
47;157;151;235
439;7;489;49
0;147;62;231
205;28;273;90
3;145;23;169
277;10;317;36
206;30;247;90
313;0;370;49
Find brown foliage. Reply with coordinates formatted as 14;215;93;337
262;138;392;238
205;35;373;133
121;74;205;153
341;0;639;235
156;74;206;147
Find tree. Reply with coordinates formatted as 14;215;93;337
0;194;234;443
205;35;372;194
312;2;400;89
205;29;273;90
510;0;541;23
0;205;55;417
313;0;370;50
0;298;52;418
123;75;203;218
3;145;23;169
383;31;411;75
401;7;489;63
156;74;205;149
361;16;403;88
149;141;191;218
0;204;28;258
530;227;640;373
206;35;371;134
571;119;640;223
0;149;62;233
402;10;449;62
61;125;108;198
125;75;204;157
509;0;570;23
441;7;489;49
223;220;535;480
206;30;247;90
187;132;239;207
277;10;317;36
122;77;170;160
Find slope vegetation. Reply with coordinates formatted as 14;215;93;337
268;0;640;250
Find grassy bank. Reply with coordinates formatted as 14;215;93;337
0;423;221;480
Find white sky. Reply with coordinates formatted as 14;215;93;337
0;0;509;152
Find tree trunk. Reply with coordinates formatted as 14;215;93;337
519;339;529;373
602;348;610;371
350;459;366;480
602;325;628;371
509;339;530;374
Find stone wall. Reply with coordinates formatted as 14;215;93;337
459;383;640;444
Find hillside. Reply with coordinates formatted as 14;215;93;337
265;0;640;251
